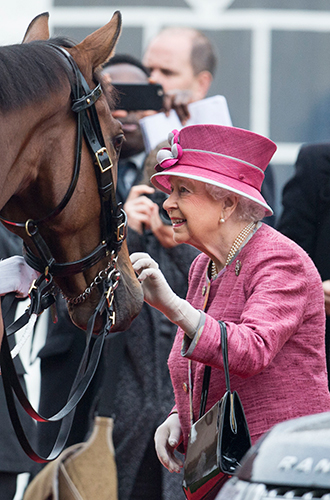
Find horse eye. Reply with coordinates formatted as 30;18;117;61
113;134;124;156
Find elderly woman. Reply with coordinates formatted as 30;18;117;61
130;124;330;479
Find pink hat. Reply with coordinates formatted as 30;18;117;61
151;124;277;217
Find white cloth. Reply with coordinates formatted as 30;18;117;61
0;256;40;298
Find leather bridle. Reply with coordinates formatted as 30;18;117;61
0;44;128;462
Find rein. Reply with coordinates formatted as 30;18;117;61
0;44;127;462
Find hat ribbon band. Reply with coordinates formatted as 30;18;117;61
182;149;264;174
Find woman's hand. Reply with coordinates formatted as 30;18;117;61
154;413;183;473
130;252;201;336
130;252;177;310
0;256;40;298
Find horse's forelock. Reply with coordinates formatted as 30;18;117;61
0;39;74;112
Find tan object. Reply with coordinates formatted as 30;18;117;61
23;417;118;500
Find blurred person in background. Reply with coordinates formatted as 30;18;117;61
97;56;199;500
277;143;330;387
143;26;215;124
101;54;157;204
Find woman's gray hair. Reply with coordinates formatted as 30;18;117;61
205;184;266;222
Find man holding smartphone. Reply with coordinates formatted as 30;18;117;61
101;55;161;204
143;27;216;124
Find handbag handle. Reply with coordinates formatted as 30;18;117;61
199;320;230;418
219;320;231;392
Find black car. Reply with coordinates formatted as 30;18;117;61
217;412;330;500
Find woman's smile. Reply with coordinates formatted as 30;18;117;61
171;217;187;228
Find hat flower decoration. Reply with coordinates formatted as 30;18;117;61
155;130;183;172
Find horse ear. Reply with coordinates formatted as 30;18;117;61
22;12;50;43
73;11;122;70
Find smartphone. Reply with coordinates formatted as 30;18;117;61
112;83;164;111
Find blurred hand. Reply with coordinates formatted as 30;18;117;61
163;89;192;125
124;184;155;234
323;280;330;316
0;256;40;298
154;413;183;473
124;185;178;247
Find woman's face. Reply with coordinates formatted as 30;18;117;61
163;176;223;250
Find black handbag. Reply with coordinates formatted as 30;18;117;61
182;321;251;500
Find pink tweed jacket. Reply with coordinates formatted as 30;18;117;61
168;223;330;451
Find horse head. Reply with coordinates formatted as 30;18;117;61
0;12;144;333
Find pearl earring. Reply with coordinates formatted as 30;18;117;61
220;218;225;223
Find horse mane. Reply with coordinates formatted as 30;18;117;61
0;37;75;112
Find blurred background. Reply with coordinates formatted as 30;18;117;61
2;0;330;219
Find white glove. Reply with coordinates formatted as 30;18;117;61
0;256;40;298
130;252;201;337
154;413;183;473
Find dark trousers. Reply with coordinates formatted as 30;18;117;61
0;473;18;500
130;436;162;500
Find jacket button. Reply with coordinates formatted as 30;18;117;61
182;382;188;393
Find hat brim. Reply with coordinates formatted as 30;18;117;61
151;166;273;217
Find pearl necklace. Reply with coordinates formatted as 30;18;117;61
210;221;256;279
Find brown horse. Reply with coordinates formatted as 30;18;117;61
0;12;143;339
